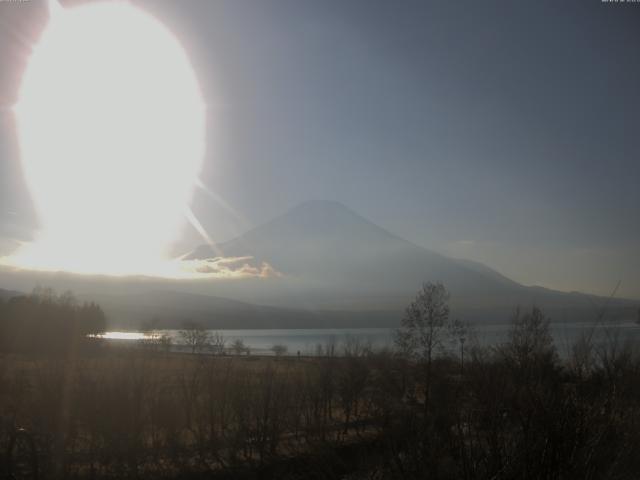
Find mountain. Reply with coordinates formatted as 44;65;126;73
188;200;517;297
187;200;637;322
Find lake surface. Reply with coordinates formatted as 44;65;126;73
101;321;640;357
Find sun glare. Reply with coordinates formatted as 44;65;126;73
8;0;206;276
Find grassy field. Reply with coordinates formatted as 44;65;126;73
0;345;401;478
2;308;640;479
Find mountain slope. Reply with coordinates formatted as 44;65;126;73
189;200;520;298
187;200;636;321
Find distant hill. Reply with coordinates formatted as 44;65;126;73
82;290;394;330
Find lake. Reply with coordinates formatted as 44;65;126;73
100;320;640;357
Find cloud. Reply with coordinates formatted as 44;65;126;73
180;256;282;279
0;247;282;280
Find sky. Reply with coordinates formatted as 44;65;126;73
0;0;639;298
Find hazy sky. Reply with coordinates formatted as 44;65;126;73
1;0;639;298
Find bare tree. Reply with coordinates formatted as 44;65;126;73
395;282;451;412
342;335;372;358
315;336;337;358
210;331;226;355
448;318;469;374
179;321;211;354
231;338;248;356
271;344;287;358
500;306;556;371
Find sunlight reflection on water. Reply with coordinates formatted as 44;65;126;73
95;331;148;341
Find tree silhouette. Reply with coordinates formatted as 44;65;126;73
396;282;451;413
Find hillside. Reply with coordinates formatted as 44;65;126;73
83;290;394;330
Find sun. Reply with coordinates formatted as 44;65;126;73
8;0;205;276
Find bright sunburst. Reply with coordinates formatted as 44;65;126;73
8;0;205;276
